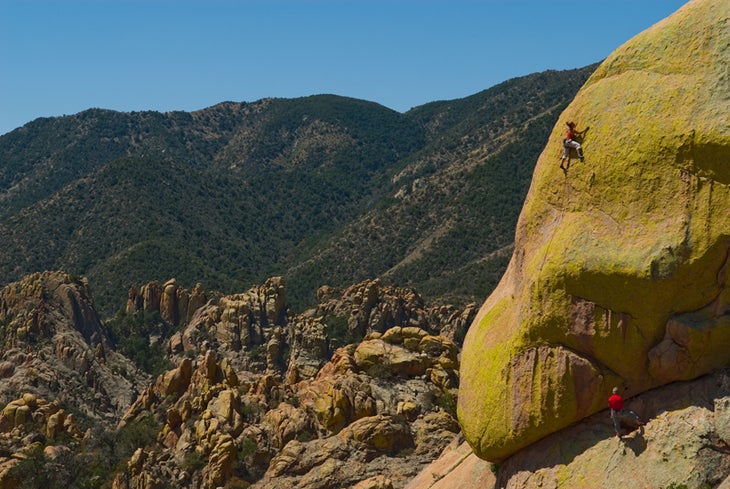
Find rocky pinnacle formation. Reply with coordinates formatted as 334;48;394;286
458;0;730;462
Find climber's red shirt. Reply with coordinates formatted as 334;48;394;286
566;129;576;140
608;394;624;411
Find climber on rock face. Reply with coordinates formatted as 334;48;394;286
608;386;645;438
560;121;588;171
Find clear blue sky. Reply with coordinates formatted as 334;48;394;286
0;0;688;136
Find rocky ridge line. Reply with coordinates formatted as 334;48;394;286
0;272;476;488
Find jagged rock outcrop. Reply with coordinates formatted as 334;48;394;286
153;277;474;383
0;392;87;487
315;279;477;345
171;276;289;359
113;329;462;489
0;271;145;417
0;272;470;487
109;277;470;488
459;0;730;462
411;369;730;489
0;272;153;488
127;278;207;327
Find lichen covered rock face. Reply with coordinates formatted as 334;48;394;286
458;0;730;462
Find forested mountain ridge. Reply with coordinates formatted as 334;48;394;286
0;65;597;316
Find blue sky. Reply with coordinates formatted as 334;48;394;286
0;0;688;136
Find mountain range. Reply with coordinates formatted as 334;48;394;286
0;65;596;317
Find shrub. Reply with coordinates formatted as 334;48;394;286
434;388;458;417
239;437;258;459
182;450;207;472
107;311;174;375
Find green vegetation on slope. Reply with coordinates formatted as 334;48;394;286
0;66;596;316
282;67;596;308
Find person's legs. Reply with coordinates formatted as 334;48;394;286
567;140;584;159
560;148;569;170
611;410;621;436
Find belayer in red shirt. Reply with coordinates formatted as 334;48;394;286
560;121;588;170
608;386;645;438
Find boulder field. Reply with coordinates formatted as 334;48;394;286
458;0;730;463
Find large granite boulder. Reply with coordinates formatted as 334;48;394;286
459;0;730;462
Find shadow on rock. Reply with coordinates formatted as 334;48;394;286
622;429;648;457
494;369;730;488
495;415;617;487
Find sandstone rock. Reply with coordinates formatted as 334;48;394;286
261;402;318;449
354;339;429;377
128;279;207;329
459;0;730;462
285;317;328;381
43;444;71;460
216;277;287;331
0;272;106;347
267;437;350;477
169;332;184;354
353;475;394;489
159;279;179;325
380;326;405;344
715;395;730;445
411;411;460;456
161;428;179;449
128;447;147;475
341;414;414;453
263;277;288;326
0;272;144;422
157;358;193;397
204;434;237;488
185;283;207;325
648;307;730;382
404;436;495;489
316;280;435;338
208;389;241;427
202;350;219;382
266;328;283;371
14;404;30;427
301;373;377;433
220;357;239;387
46;410;67;439
316;285;338;303
63;413;82;438
166;407;182;429
126;284;143;316
141;281;162;315
397;400;420;421
0;362;15;379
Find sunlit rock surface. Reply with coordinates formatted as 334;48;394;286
459;0;730;462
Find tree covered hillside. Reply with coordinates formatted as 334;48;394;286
0;65;596;315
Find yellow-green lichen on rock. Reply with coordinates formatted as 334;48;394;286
458;0;730;463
